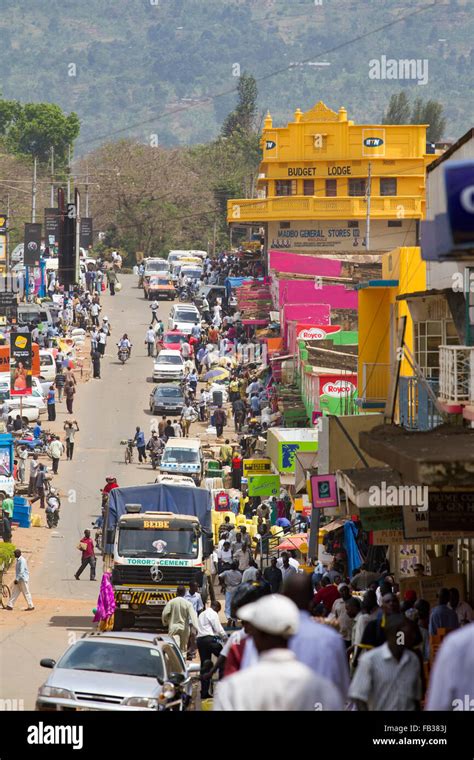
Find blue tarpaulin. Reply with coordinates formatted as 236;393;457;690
225;276;263;295
105;483;212;553
344;520;363;578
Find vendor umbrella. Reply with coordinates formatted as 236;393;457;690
204;368;230;381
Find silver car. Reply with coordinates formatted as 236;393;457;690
36;631;199;711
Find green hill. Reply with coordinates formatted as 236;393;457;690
1;0;472;152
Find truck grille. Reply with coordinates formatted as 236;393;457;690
112;565;202;586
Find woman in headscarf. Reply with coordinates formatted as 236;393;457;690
93;571;116;631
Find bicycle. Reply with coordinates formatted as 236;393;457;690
0;570;11;609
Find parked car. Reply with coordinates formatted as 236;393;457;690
152;350;185;383
144;275;176;301
168;304;200;335
159;438;203;484
149;384;185;415
36;631;199;711
194;285;227;309
39;350;56;382
17;303;54;328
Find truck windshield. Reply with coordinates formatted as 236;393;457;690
162;448;199;464
118;527;198;558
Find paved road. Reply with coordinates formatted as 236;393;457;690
0;274;180;708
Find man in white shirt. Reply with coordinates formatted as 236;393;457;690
197;601;228;699
184;581;204;615
6;550;34;611
213;594;343;711
449;587;473;625
277;551;300;573
349;614;421;710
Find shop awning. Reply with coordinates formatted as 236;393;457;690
320;518;348;533
277;533;308;551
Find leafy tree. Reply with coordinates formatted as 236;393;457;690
0;99;80;166
382;92;411;124
221;73;258;137
417;100;447;143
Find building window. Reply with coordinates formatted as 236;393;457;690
348;221;359;228
348;178;367;197
380;178;397;196
276;180;295;196
325;179;337;197
279;222;290;229
303;179;314;196
388;220;402;227
414;319;459;380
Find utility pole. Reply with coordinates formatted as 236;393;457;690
213;218;217;256
365;162;372;251
67;145;71;203
85;167;89;217
31;156;37;222
50;146;55;207
6;193;10;272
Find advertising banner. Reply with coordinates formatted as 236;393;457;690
247;474;280;497
309;474;339;509
10;331;32;396
243;458;272;477
80;217;93;249
44;208;60;246
23;223;42;268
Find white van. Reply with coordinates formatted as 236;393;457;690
168;304;200;334
159;438;203;484
39;350;56;382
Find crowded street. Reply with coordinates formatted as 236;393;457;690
1;2;474;753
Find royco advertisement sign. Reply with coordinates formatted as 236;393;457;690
321;380;357;398
248;474;280;497
243;458;272;476
297;325;341;341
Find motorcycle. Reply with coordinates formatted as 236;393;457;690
45;488;61;529
91;520;103;551
157;671;193;711
178;286;192;302
150;450;162;470
117;345;131;364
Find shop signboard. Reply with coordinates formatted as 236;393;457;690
309;474;339;509
359;506;402;532
243;458;272;477
428;491;474;532
278;440;318;473
402;504;432;540
247;474;280;497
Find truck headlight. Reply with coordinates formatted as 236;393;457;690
38;686;75;700
123;696;159;709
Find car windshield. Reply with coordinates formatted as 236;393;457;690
157;354;182;365
156;279;171;286
175;311;197;323
146;261;167;272
164;334;183;344
118;527;198;557
162;447;199;464
57;641;165;678
156;387;181;398
182;269;202;279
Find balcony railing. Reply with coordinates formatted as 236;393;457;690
399;376;442;431
439;345;474;404
227;195;423;222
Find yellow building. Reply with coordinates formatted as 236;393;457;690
228;101;435;256
357;247;427;412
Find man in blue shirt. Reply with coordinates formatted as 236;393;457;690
5;549;34;611
133;426;147;463
250;394;261;416
429;587;459;635
33;421;42;439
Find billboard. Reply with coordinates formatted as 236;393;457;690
23;223;42;268
10;331;32;396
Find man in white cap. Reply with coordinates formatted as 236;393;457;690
213;595;343;711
